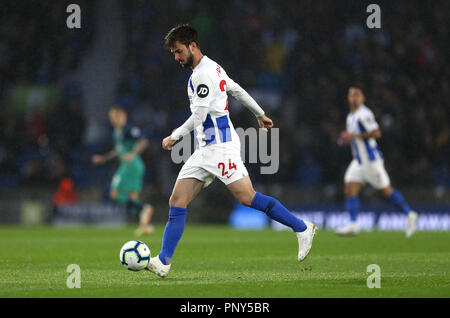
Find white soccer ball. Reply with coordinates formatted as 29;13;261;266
119;240;151;271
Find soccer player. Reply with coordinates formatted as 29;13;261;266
336;87;418;237
146;24;316;278
92;106;155;236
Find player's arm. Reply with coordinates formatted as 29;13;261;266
123;127;149;161
162;72;212;151
162;106;209;150
340;129;381;144
225;77;273;130
356;129;382;139
340;112;381;143
92;149;118;165
123;138;149;162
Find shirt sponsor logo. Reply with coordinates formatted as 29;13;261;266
197;84;209;98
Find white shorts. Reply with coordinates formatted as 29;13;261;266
344;159;391;189
177;144;249;188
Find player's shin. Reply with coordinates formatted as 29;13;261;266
346;196;360;222
388;189;411;214
159;206;187;265
250;192;307;232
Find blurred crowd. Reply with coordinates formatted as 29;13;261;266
0;0;448;191
0;1;94;187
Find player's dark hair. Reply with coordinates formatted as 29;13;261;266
164;24;200;49
349;85;364;93
109;105;127;114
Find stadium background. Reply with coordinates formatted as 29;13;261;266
0;0;448;229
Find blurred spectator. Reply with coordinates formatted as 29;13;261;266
53;177;79;207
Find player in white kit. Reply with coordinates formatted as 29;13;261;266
336;87;418;237
146;24;317;278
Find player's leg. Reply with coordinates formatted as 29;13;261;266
125;161;156;235
368;161;418;237
147;150;213;277
127;191;155;236
227;176;307;232
378;185;411;214
110;173;132;207
126;191;144;215
110;166;129;205
336;160;364;235
345;181;363;222
159;178;204;263
226;175;316;261
147;178;205;277
378;186;418;237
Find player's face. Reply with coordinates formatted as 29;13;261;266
109;109;127;128
170;41;194;68
348;88;365;108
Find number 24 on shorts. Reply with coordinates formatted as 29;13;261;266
218;159;237;178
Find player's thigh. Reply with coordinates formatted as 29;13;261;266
122;163;145;193
169;178;205;208
110;169;123;192
366;162;391;192
207;146;249;189
344;160;364;191
226;175;256;206
110;171;127;203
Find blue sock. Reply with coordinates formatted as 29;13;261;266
250;192;307;232
388;189;411;214
346;197;359;222
159;206;187;265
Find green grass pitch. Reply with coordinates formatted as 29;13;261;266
0;225;449;298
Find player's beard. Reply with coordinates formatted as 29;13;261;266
181;52;194;68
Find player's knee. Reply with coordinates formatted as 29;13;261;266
379;187;392;198
236;191;255;207
344;184;357;197
168;194;177;206
238;197;251;207
169;193;187;208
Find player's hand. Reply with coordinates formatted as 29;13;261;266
257;115;273;132
122;152;136;162
162;136;176;151
91;154;104;165
340;131;356;144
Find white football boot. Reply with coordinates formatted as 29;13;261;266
296;221;317;262
335;222;359;236
406;210;419;238
146;255;171;278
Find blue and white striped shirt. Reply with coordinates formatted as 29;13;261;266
346;105;383;164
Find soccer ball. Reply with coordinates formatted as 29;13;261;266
119;240;151;271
